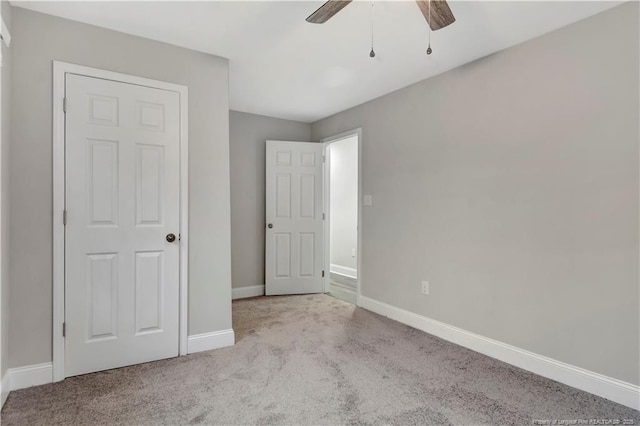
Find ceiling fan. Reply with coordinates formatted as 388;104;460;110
306;0;456;31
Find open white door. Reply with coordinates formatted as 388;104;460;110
265;141;324;295
65;73;181;377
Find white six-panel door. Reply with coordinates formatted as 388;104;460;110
65;74;180;377
265;141;324;295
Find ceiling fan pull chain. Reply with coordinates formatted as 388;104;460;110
426;0;433;55
370;1;376;58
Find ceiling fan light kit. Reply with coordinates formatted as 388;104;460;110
306;0;455;57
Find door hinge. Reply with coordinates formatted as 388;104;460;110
63;210;67;226
322;213;325;220
322;270;325;278
323;155;326;163
63;97;67;114
62;322;66;337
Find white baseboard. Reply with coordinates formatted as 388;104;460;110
232;285;265;300
1;331;237;395
359;296;640;411
1;332;237;403
1;369;9;408
187;329;235;354
330;264;357;279
4;362;53;394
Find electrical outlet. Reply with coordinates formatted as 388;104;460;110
351;248;356;258
421;280;429;295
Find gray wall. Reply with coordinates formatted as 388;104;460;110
229;111;311;289
10;8;232;368
311;2;639;385
1;0;11;380
329;136;358;272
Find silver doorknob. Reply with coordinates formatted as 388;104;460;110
166;233;176;243
267;223;273;229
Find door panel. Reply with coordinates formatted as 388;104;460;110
266;141;324;295
87;139;119;226
135;251;163;334
65;73;180;377
136;144;164;226
86;253;118;341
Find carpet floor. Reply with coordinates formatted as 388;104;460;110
1;294;638;425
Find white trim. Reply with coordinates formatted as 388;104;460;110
7;363;53;392
187;330;235;354
322;141;331;293
321;129;362;305
0;8;4;411
52;61;189;382
329;264;357;279
52;61;65;382
1;369;9;408
359;296;640;410
1;362;55;407
232;285;265;300
178;75;190;357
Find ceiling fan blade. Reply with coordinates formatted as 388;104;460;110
306;0;352;24
416;0;455;31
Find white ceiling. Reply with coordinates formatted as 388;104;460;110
13;1;622;123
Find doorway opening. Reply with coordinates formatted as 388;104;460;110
323;130;360;305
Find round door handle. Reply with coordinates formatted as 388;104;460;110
267;223;273;229
166;233;176;243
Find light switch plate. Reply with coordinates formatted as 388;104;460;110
363;195;373;206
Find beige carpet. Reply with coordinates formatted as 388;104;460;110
1;294;638;425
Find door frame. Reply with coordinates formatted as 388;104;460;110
0;10;9;407
322;128;362;305
52;61;189;382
